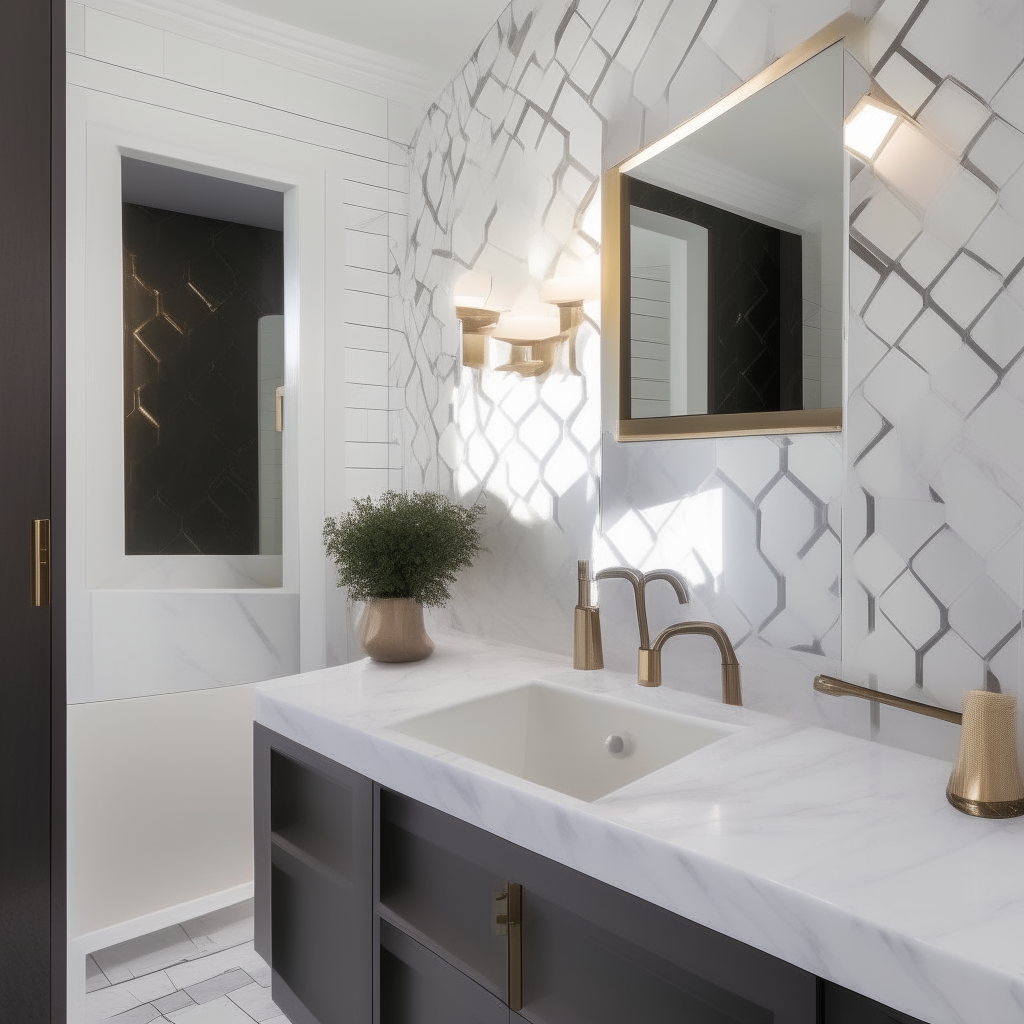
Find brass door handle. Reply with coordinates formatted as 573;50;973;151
32;519;50;607
507;881;522;1011
275;386;284;432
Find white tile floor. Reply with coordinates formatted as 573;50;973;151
85;900;288;1024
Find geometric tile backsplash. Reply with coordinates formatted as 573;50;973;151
394;0;1024;749
122;204;284;556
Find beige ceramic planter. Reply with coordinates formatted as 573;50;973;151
358;598;435;663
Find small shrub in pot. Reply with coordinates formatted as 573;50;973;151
323;490;484;661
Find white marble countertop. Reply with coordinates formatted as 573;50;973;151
256;633;1024;1024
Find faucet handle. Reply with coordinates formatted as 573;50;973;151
594;566;649;649
594;565;644;586
643;569;689;605
574;559;604;671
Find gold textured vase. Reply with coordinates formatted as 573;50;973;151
946;690;1024;819
358;598;435;663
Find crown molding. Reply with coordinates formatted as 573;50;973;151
81;0;436;110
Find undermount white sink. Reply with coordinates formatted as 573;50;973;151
388;683;738;802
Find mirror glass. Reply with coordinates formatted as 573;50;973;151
120;159;285;557
622;42;845;428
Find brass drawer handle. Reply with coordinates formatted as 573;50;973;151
32;518;50;607
507;881;522;1011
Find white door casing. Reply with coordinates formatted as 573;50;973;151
67;86;341;701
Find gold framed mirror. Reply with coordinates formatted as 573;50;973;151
603;17;866;441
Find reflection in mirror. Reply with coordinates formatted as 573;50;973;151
617;40;846;435
121;159;285;556
629;208;709;417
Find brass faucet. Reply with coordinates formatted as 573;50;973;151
594;566;742;705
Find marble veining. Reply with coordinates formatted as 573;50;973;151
257;633;1024;1024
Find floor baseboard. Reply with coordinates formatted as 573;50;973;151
74;880;255;955
67;880;256;1022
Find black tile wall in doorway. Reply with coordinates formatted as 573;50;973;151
122;203;283;555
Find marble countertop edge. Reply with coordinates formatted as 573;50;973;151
255;634;1024;1024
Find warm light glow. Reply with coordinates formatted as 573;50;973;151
844;98;899;161
454;269;492;308
540;274;600;305
493;313;561;342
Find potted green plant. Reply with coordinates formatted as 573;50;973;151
323;490;485;662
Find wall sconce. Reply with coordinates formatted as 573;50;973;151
844;95;901;162
454;270;598;378
540;275;599;375
493;313;563;376
454;271;502;369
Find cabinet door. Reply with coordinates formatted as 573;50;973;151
516;887;780;1024
820;982;929;1024
380;919;509;1024
254;724;373;1024
378;789;513;1001
378;791;816;1024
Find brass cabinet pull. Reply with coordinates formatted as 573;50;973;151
275;386;284;432
493;887;508;934
31;518;50;607
507;881;523;1011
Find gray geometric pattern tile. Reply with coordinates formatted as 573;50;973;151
397;0;848;662
395;0;1024;731
85;902;276;1024
844;0;1024;710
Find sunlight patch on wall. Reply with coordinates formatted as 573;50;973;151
597;488;724;589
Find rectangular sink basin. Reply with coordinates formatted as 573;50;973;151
388;683;737;802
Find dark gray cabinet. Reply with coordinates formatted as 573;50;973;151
254;725;373;1024
819;983;928;1024
254;726;930;1024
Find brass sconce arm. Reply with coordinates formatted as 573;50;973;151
554;301;587;375
455;305;502;370
648;621;741;705
813;675;962;725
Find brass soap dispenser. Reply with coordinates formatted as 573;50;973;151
947;690;1024;818
573;560;603;670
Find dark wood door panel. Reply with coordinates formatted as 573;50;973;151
0;0;64;1019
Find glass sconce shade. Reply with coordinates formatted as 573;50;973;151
540;274;600;306
493;313;562;342
844;96;900;160
453;269;493;308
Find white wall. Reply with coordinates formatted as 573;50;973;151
68;684;257;937
64;0;425;1000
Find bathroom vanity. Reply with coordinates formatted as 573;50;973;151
254;636;1024;1024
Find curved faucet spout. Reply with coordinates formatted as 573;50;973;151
643;569;689;605
649;621;742;706
595;566;649;648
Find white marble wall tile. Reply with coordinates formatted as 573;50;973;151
968;118;1024;189
396;0;1024;756
873;52;936;117
89;591;299;700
